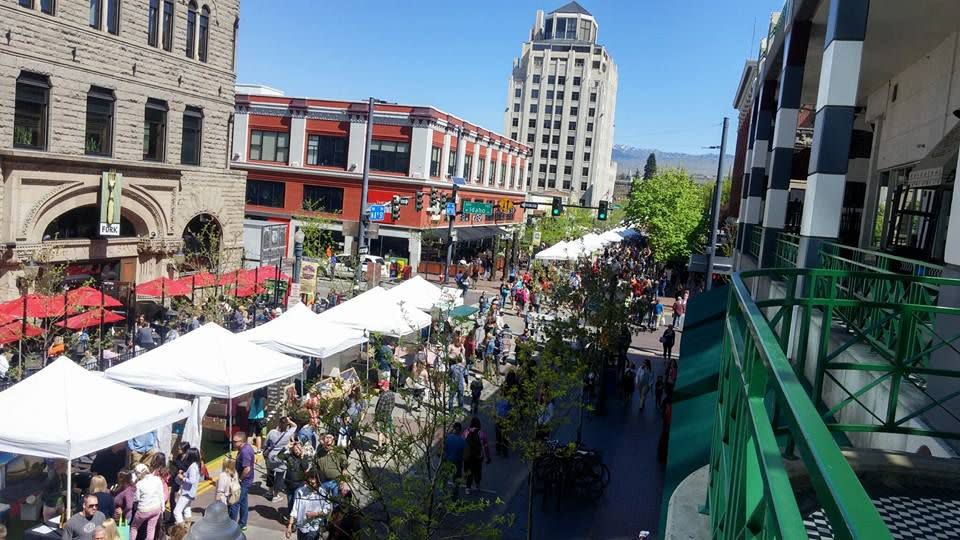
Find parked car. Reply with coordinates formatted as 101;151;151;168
332;254;388;280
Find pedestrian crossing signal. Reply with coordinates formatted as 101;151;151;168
551;197;563;217
597;200;608;221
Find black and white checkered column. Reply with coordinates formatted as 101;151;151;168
797;0;870;268
759;21;812;267
735;89;760;254
741;78;777;259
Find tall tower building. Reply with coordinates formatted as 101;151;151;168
505;1;618;206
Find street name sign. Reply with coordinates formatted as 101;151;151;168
463;201;493;216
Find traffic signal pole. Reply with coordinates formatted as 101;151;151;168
443;183;459;284
705;117;728;291
354;97;375;289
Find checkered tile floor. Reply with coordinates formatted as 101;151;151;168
804;495;960;539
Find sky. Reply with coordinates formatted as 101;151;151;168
237;0;785;154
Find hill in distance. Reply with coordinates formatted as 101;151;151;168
612;145;734;181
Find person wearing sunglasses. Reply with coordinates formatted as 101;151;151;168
63;494;105;540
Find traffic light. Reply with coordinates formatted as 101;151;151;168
551;196;563;217
597;200;608;221
391;195;401;221
415;191;423;212
429;188;439;212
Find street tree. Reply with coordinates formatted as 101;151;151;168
642;153;658;180
625;168;708;262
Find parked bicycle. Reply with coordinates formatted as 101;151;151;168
532;439;611;502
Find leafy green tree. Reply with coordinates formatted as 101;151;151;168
625;168;708;262
642;153;657;180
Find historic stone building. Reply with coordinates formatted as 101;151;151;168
0;0;244;298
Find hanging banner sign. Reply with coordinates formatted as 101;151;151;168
99;171;123;236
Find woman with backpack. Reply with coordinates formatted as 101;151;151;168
215;457;241;517
461;417;491;494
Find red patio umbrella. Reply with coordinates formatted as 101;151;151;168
231;283;266;298
218;269;256;287
0;294;66;318
136;277;191;298
54;308;125;330
253;265;291;283
178;271;217;288
66;286;122;309
0;321;44;344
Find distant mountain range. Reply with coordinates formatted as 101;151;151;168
612;145;734;181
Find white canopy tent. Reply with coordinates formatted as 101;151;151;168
599;229;625;244
0;357;190;515
579;233;607;253
534;241;571;261
385;276;464;312
241;303;367;358
105;323;303;398
105;323;303;447
318;286;431;337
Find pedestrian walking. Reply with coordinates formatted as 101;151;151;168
131;456;166;540
278;439;312;515
172;448;201;523
374;385;396;446
441;422;466;494
63;494;106;540
664;357;679;405
620;363;636;402
247;386;268;451
636;359;654;411
286;471;330;540
654;376;665;409
462;417;491;494
215;457;241;519
661;325;676;360
231;432;255;530
494;396;511;457
264;415;298;501
672;295;686;330
469;375;483;416
448;357;466;410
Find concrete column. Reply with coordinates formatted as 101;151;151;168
858;117;885;248
496;149;505;185
468;139;480;184
505;153;514;189
408;231;422;275
232;109;249;162
455;136;467;179
760;21;812;267
484;147;493;186
797;0;870;268
409;124;433;179
521;157;529;192
288;113;307;168
343;233;354;254
741;78;778;259
441;132;452;179
347;118;368;173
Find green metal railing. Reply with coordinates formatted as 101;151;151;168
774;232;799;268
748;226;762;259
710;268;960;539
819;242;943;278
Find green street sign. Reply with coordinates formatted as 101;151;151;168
462;201;493;216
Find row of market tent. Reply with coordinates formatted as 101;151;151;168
534;227;642;261
0;275;463;513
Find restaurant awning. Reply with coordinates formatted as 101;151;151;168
424;225;509;243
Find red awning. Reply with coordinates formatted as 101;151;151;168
230;283;266;298
54;308;125;330
218;269;256;287
252;265;291;283
178;271;218;288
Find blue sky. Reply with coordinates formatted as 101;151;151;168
237;0;783;153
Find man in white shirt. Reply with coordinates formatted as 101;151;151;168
286;471;330;539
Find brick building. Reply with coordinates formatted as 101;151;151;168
234;87;531;274
0;0;244;298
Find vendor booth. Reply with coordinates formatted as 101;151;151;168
104;323;302;445
384;276;463;312
0;357;189;526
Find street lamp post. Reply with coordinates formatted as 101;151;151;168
289;229;305;308
705;117;729;290
354;97;376;290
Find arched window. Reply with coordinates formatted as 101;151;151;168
198;5;210;62
43;206;136;240
185;1;197;58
